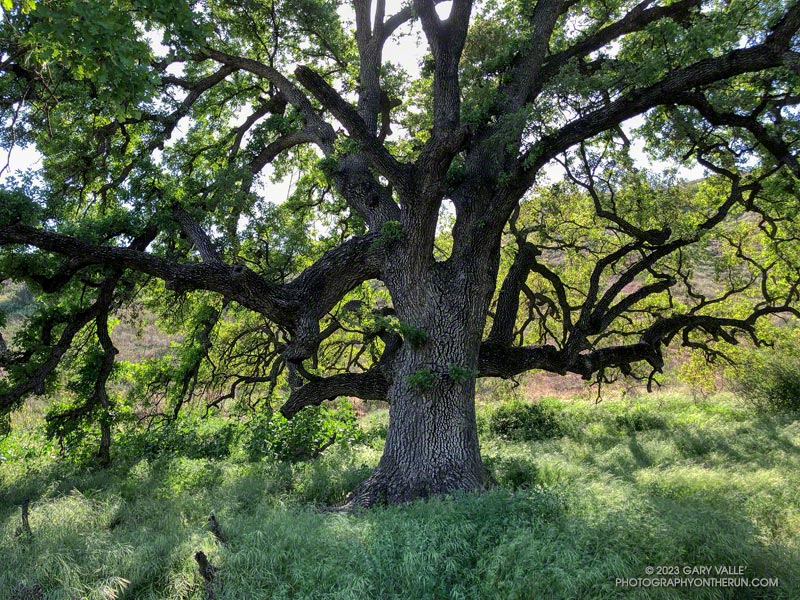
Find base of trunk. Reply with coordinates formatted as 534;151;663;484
342;460;492;509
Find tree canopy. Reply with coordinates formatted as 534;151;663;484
1;0;800;504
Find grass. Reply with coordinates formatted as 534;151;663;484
1;392;799;599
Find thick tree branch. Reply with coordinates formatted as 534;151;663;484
277;300;787;415
518;8;800;190
478;342;564;377
479;314;750;381
502;0;564;109
487;241;540;345
280;368;390;417
172;206;221;263
247;128;319;184
529;260;573;341
279;326;681;415
414;0;473;132
0;223;159;411
532;0;702;100
160;64;236;124
380;0;451;42
294;65;414;194
593;276;676;333
23;222;156;292
188;51;400;230
285;232;386;321
353;0;383;134
330;155;401;228
228;100;276;159
202;48;336;149
0;224;387;337
92;309;117;465
0;222;298;323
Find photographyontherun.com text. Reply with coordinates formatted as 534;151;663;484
616;565;779;588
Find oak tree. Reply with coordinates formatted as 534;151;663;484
2;0;800;504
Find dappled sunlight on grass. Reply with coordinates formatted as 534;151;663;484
1;393;798;598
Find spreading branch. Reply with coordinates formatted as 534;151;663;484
518;6;800;191
294;65;414;193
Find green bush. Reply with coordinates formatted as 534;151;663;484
242;401;361;462
117;401;362;464
737;358;800;413
119;415;241;461
487;398;563;441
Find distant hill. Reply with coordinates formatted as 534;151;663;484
0;280;172;363
0;280;34;324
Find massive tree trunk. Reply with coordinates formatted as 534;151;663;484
347;250;498;506
348;345;487;505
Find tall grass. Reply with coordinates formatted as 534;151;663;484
1;393;798;599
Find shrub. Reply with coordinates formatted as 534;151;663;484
119;415;241;461
726;324;800;413
115;401;362;464
488;398;563;441
737;359;800;413
242;401;361;462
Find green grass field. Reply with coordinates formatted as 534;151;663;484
1;392;798;599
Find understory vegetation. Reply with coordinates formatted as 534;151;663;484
2;391;798;600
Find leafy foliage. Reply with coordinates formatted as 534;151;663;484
736;353;800;413
407;368;436;392
241;402;361;462
487;398;564;441
114;402;362;464
447;364;479;383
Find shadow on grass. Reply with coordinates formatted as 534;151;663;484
1;404;798;599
